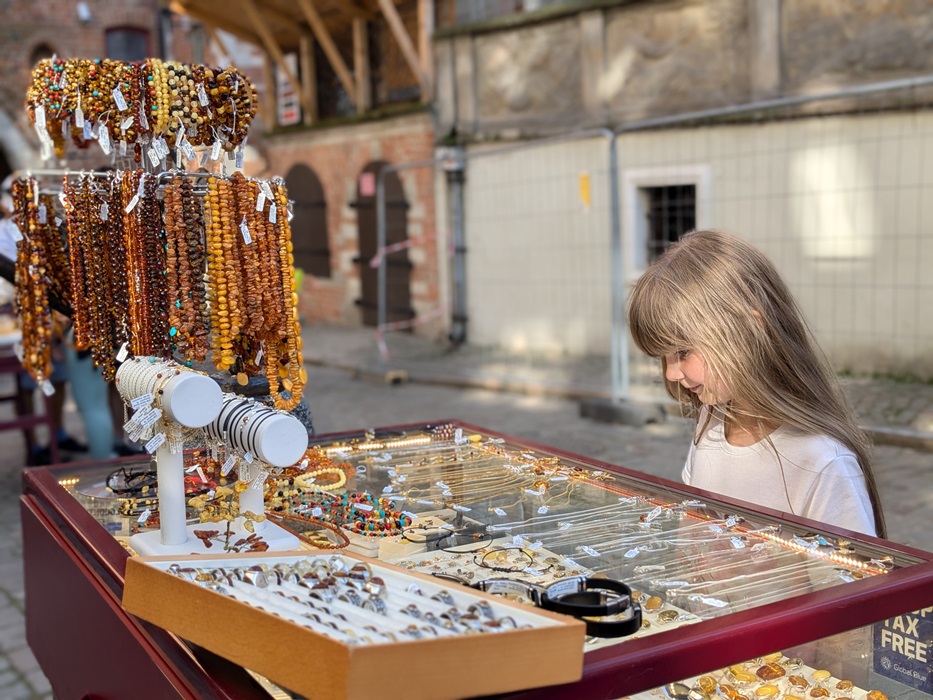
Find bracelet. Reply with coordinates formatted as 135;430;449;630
539;576;633;617
472;578;543;605
267;512;351;550
577;608;642;639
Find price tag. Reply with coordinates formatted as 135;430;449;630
74;105;84;129
98;201;108;221
235;149;244;169
116;342;129;361
121;116;134;132
435;481;449;489
125;194;140;213
382;485;393;494
564;557;581;569
98;125;112;155
40;380;56;397
131;392;154;410
137;108;148;132
452;504;471;512
34;105;46;129
454;428;465;444
250;471;268;490
268;204;277;223
112;87;129;111
181;140;195;162
537;506;549;514
528;540;543;551
242;451;254;464
709;524;724;533
558;521;573;531
211;140;222;161
730;536;746;549
353;503;374;513
119;140;127;157
493;508;507;516
196;83;209;106
645;505;664;522
260;180;274;200
523;568;544;577
579;545;601;557
221;455;237;476
137;509;152;524
145;432;166;453
138;407;163;429
196;466;208;483
255;191;266;212
311;507;323;518
417;499;434;506
549;475;569;482
512;536;524;546
147;147;160;167
83;120;93;141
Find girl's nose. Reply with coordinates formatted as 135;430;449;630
665;359;683;382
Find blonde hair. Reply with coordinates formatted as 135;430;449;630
627;229;886;538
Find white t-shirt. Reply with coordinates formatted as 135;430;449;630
682;411;876;536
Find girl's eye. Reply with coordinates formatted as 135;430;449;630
676;349;690;360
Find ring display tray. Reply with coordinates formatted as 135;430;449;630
122;551;585;700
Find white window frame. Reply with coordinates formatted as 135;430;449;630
622;164;712;282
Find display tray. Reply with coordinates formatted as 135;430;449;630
122;550;586;700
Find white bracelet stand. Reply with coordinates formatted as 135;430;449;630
185;395;310;554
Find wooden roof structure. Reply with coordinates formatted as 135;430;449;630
169;0;433;122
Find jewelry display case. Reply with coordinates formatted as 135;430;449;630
21;421;933;700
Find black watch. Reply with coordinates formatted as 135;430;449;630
471;578;543;605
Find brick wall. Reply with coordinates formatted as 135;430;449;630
265;112;441;334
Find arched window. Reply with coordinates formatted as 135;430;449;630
105;27;150;62
29;44;55;68
285;164;330;278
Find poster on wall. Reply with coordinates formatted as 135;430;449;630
873;607;932;694
277;53;301;127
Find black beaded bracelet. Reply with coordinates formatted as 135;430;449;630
539;576;633;617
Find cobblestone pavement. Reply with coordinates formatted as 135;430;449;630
0;323;929;698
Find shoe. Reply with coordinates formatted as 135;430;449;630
57;435;88;452
31;447;73;466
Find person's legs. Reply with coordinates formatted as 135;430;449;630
65;346;113;460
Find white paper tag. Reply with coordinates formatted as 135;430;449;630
40;380;56;397
112;87;129;111
138;407;163;429
82;120;92;140
147;147;160;167
493;507;507;516
730;536;746;549
137;509;152;524
116;342;129;361
221;455;237;476
145;432;166;453
624;547;642;558
239;218;252;244
452;504;471;512
255;191;266;212
537;506;548;514
250;471;268;490
196;466;208;483
242;451;253;464
579;545;601;557
98;125;112;155
74;104;84;128
119;140;127;157
120;116;134;131
181;140;196;161
34;105;46;129
353;502;374;513
99;201;108;221
125;194;140;213
417;499;434;506
260;180;274;200
137;108;148;132
268;204;277;224
236;149;244;169
645;506;663;522
37;204;47;224
196;83;209;106
512;535;524;546
131;392;154;410
211;140;222;161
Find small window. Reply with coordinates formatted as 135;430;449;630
105;27;150;62
643;185;696;262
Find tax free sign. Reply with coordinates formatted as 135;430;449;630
873;607;932;694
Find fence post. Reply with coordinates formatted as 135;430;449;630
442;147;467;344
608;131;628;405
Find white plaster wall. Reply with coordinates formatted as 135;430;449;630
462;112;933;376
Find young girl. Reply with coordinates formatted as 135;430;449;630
627;229;886;538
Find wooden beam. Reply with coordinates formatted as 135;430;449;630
295;0;358;107
262;52;276;127
236;0;316;118
172;1;262;45
418;0;435;100
376;0;428;97
352;18;372;112
299;34;317;125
